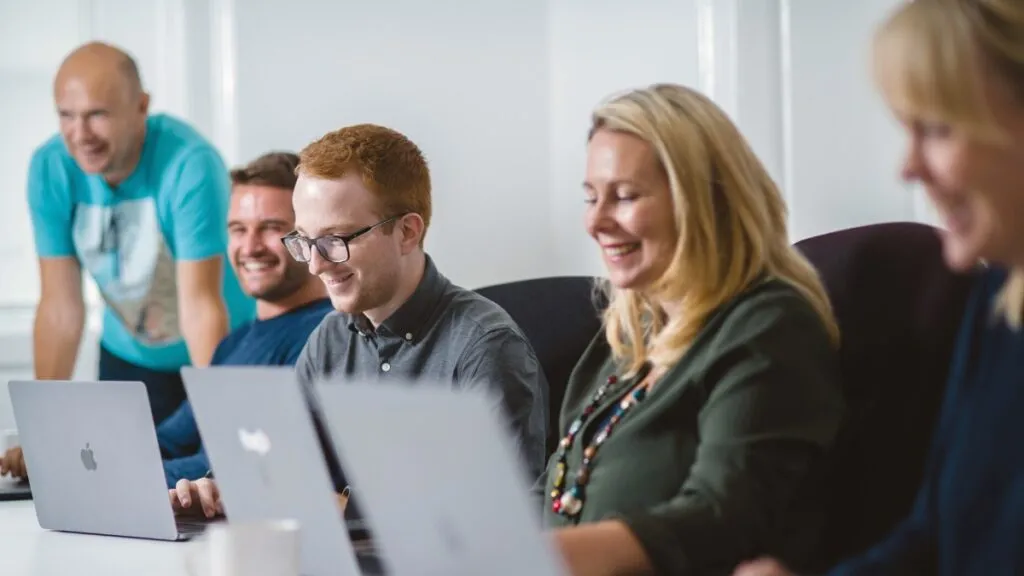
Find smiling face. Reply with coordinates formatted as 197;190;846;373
54;63;148;184
873;1;1024;272
292;171;405;314
897;71;1024;271
228;185;310;301
584;129;677;290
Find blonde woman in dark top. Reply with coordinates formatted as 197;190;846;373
541;83;846;575
738;1;1024;575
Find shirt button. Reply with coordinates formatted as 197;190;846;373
404;333;413;341
381;362;391;372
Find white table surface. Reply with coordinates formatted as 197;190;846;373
0;500;200;575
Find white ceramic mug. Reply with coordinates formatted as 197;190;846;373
185;519;301;576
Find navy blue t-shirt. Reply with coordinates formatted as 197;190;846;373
160;298;333;487
829;267;1024;575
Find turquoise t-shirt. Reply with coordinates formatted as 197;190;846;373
26;113;255;371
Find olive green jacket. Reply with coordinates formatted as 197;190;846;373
536;279;845;575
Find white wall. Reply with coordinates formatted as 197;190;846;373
229;0;557;288
548;0;703;277
782;0;923;240
0;0;929;429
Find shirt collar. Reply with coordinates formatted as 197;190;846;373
347;254;449;342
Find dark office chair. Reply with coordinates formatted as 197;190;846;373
475;276;605;456
794;221;979;569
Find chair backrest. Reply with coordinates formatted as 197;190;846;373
794;222;978;569
474;276;605;457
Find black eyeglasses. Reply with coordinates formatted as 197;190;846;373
281;215;403;264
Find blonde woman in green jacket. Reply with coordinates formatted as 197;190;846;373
542;83;846;576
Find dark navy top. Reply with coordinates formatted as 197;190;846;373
829;267;1024;575
159;298;333;487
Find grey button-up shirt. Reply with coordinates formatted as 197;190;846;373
297;254;548;486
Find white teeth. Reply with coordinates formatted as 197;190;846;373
242;262;271;271
605;244;640;256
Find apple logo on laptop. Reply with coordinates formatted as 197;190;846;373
237;428;271;456
80;443;98;471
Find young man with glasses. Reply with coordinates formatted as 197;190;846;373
170;124;548;517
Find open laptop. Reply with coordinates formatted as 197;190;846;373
315;377;567;576
0;426;32;500
181;366;369;576
0;477;31;501
7;379;214;540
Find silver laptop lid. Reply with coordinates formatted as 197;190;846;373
181;366;361;576
315;377;566;576
8;379;180;540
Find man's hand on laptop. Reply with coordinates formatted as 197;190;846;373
0;446;26;479
170;478;222;518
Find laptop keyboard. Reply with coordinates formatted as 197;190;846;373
0;478;31;501
176;517;218;536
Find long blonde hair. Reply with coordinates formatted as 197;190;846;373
590;84;839;376
872;0;1024;328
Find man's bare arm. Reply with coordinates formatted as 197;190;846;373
176;256;229;367
33;257;85;380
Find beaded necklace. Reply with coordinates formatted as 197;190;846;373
550;370;652;518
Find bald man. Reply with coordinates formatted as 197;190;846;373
23;42;254;423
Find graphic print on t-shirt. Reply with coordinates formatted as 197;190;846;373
72;198;181;345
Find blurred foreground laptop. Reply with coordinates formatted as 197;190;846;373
316;377;567;576
8;379;214;540
181;366;372;576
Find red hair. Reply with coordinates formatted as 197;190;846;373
298;124;431;244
